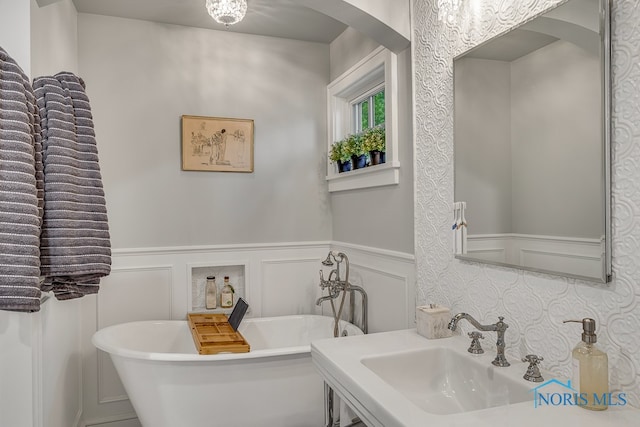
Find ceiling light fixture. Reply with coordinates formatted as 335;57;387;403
437;0;461;23
205;0;248;27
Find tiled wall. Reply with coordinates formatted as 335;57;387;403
413;0;640;407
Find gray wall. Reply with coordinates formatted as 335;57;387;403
30;0;78;77
511;39;601;238
454;40;601;238
454;58;512;234
329;27;381;80
78;14;332;249
328;28;414;254
0;0;30;75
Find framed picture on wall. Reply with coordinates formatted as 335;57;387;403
181;115;254;172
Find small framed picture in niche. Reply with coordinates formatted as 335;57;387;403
181;115;254;172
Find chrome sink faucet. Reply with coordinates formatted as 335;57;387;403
448;313;510;367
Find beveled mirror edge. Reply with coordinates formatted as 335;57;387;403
452;0;613;284
455;254;607;284
602;0;612;283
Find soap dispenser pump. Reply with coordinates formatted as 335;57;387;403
563;318;608;411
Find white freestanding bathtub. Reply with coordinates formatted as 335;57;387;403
92;315;362;427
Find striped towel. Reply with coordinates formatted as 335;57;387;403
33;72;111;300
0;46;44;312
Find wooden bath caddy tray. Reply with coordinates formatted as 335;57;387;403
187;313;250;355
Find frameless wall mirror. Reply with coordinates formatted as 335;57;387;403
453;0;611;283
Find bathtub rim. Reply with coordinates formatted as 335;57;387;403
92;314;360;362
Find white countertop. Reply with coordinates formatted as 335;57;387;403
311;329;638;427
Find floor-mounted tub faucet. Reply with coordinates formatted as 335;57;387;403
448;313;510;367
318;251;369;427
317;251;368;335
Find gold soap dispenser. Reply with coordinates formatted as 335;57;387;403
563;318;608;410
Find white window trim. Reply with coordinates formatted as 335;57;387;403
326;46;400;192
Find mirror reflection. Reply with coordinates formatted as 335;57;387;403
454;0;610;282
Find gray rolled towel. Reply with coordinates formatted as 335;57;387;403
33;72;111;300
0;46;45;312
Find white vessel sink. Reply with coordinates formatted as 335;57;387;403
361;347;530;415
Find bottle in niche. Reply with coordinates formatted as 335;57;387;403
205;276;217;309
220;276;234;308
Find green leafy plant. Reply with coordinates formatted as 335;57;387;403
362;125;386;153
361;128;374;153
329;140;352;163
340;135;353;163
329;140;343;163
345;133;366;157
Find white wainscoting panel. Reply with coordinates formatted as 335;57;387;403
80;241;415;426
96;266;173;407
41;297;82;427
467;234;603;278
261;258;324;317
331;241;416;332
0;312;38;427
1;299;83;427
519;249;602;278
98;266;174;328
466;234;511;263
349;262;410;333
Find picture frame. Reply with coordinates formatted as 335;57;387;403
181;115;254;172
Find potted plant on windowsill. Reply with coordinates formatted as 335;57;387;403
346;133;367;170
330;140;352;173
363;125;386;165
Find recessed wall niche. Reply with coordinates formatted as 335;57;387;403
189;263;246;313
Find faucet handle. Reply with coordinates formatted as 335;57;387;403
467;331;484;354
522;354;544;382
319;270;328;288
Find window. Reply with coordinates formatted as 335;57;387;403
354;87;385;133
327;47;400;192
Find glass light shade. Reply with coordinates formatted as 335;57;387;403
205;0;248;26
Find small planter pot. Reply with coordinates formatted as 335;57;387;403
369;150;381;166
352;154;367;170
339;160;352;173
380;151;386;164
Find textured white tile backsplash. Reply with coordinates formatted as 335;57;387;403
413;0;640;407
